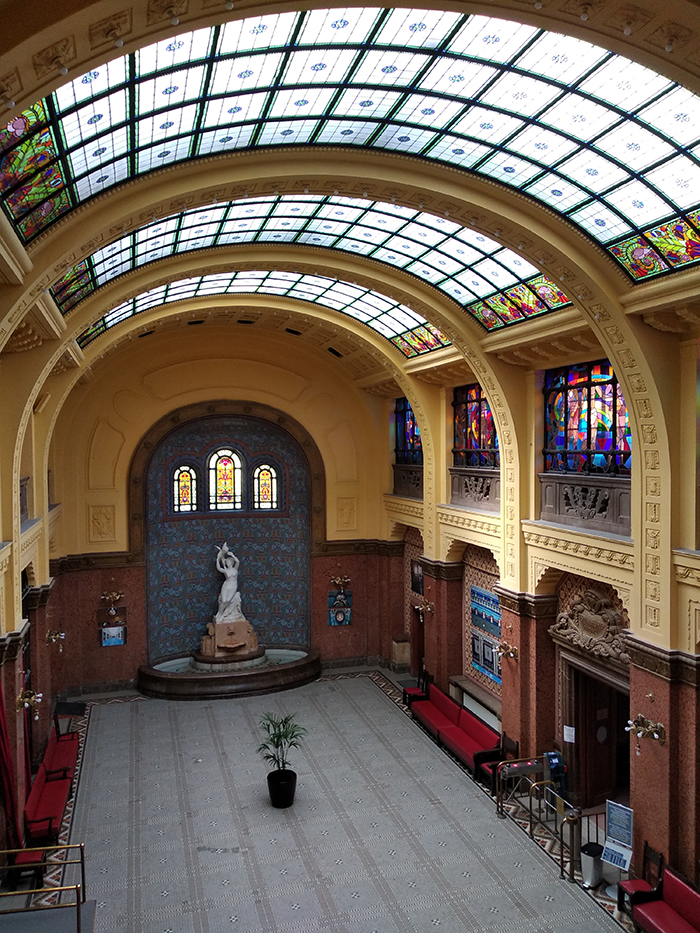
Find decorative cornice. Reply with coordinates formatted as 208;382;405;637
50;552;144;574
494;586;558;618
0;542;11;575
0;621;29;667
23;581;54;611
312;539;404;558
437;506;500;536
20;517;43;554
523;526;634;568
420;559;463;582
383;496;425;520
626;634;700;686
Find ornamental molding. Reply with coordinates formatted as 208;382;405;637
549;588;630;665
523;528;634;568
673;552;700;587
20;518;43;555
437;506;500;536
384;496;424;520
0;543;11;574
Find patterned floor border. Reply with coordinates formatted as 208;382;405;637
34;670;633;932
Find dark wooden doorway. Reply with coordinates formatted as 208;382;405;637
561;658;630;808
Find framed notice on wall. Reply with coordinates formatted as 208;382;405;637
100;625;127;647
471;586;502;684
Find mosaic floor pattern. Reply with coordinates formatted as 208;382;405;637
62;674;625;933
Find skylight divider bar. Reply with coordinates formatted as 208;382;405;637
127;52;138;184
191;25;222;157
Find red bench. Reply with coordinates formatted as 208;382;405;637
43;726;79;781
411;684;502;773
24;763;71;843
632;868;700;933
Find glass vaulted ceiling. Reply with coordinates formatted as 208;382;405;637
77;270;452;356
54;194;572;346
2;10;700;281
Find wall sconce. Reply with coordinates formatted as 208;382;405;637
497;641;519;661
330;575;351;590
412;596;435;624
625;712;666;756
17;688;43;720
46;630;66;652
101;589;124;615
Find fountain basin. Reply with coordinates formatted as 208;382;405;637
137;647;321;700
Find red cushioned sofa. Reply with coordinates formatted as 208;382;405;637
411;684;501;773
631;868;700;933
43;726;79;781
24;762;71;843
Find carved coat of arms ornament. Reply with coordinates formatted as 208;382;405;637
548;588;630;664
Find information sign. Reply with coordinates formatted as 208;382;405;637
602;800;633;871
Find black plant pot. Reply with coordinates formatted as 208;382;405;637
267;769;297;808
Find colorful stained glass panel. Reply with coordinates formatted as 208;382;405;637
608;236;669;279
645;219;700;267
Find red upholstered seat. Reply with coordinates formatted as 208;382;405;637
632;870;700;933
633;901;697;933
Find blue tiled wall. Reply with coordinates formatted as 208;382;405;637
145;415;310;661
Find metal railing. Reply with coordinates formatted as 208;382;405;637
0;843;87;932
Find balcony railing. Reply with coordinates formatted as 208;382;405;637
449;467;500;512
392;464;423;499
539;473;631;536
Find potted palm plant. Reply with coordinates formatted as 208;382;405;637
257;712;307;808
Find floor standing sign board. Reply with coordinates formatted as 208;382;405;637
602;800;633;872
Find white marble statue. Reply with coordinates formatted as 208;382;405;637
214;542;244;622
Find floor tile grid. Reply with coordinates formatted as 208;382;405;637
60;675;625;933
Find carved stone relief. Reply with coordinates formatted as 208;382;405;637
549;587;630;664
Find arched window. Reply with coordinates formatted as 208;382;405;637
253;464;278;509
543;360;631;475
394;397;423;465
208;449;242;509
453;384;499;468
173;465;197;512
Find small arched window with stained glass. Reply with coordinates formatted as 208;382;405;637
208;448;242;510
253;464;278;510
173;465;197;512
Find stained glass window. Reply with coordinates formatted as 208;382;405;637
543;361;631;474
4;9;700;283
253;464;278;509
173;465;197;512
208;448;242;509
395;397;423;465
453;384;499;468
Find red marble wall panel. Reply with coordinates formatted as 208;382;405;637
311;552;404;663
47;566;147;694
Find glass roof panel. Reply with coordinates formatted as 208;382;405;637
55;194;572;345
448;16;537;62
513;32;607;83
579;57;672;110
5;7;700;283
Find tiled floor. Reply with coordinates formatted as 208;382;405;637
61;673;625;933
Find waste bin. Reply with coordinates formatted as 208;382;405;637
580;841;604;888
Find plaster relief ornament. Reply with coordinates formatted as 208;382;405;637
548;588;630;664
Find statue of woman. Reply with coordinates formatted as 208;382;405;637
215;543;243;621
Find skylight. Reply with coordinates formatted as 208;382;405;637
76;270;452;358
52;193;572;335
3;8;700;281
